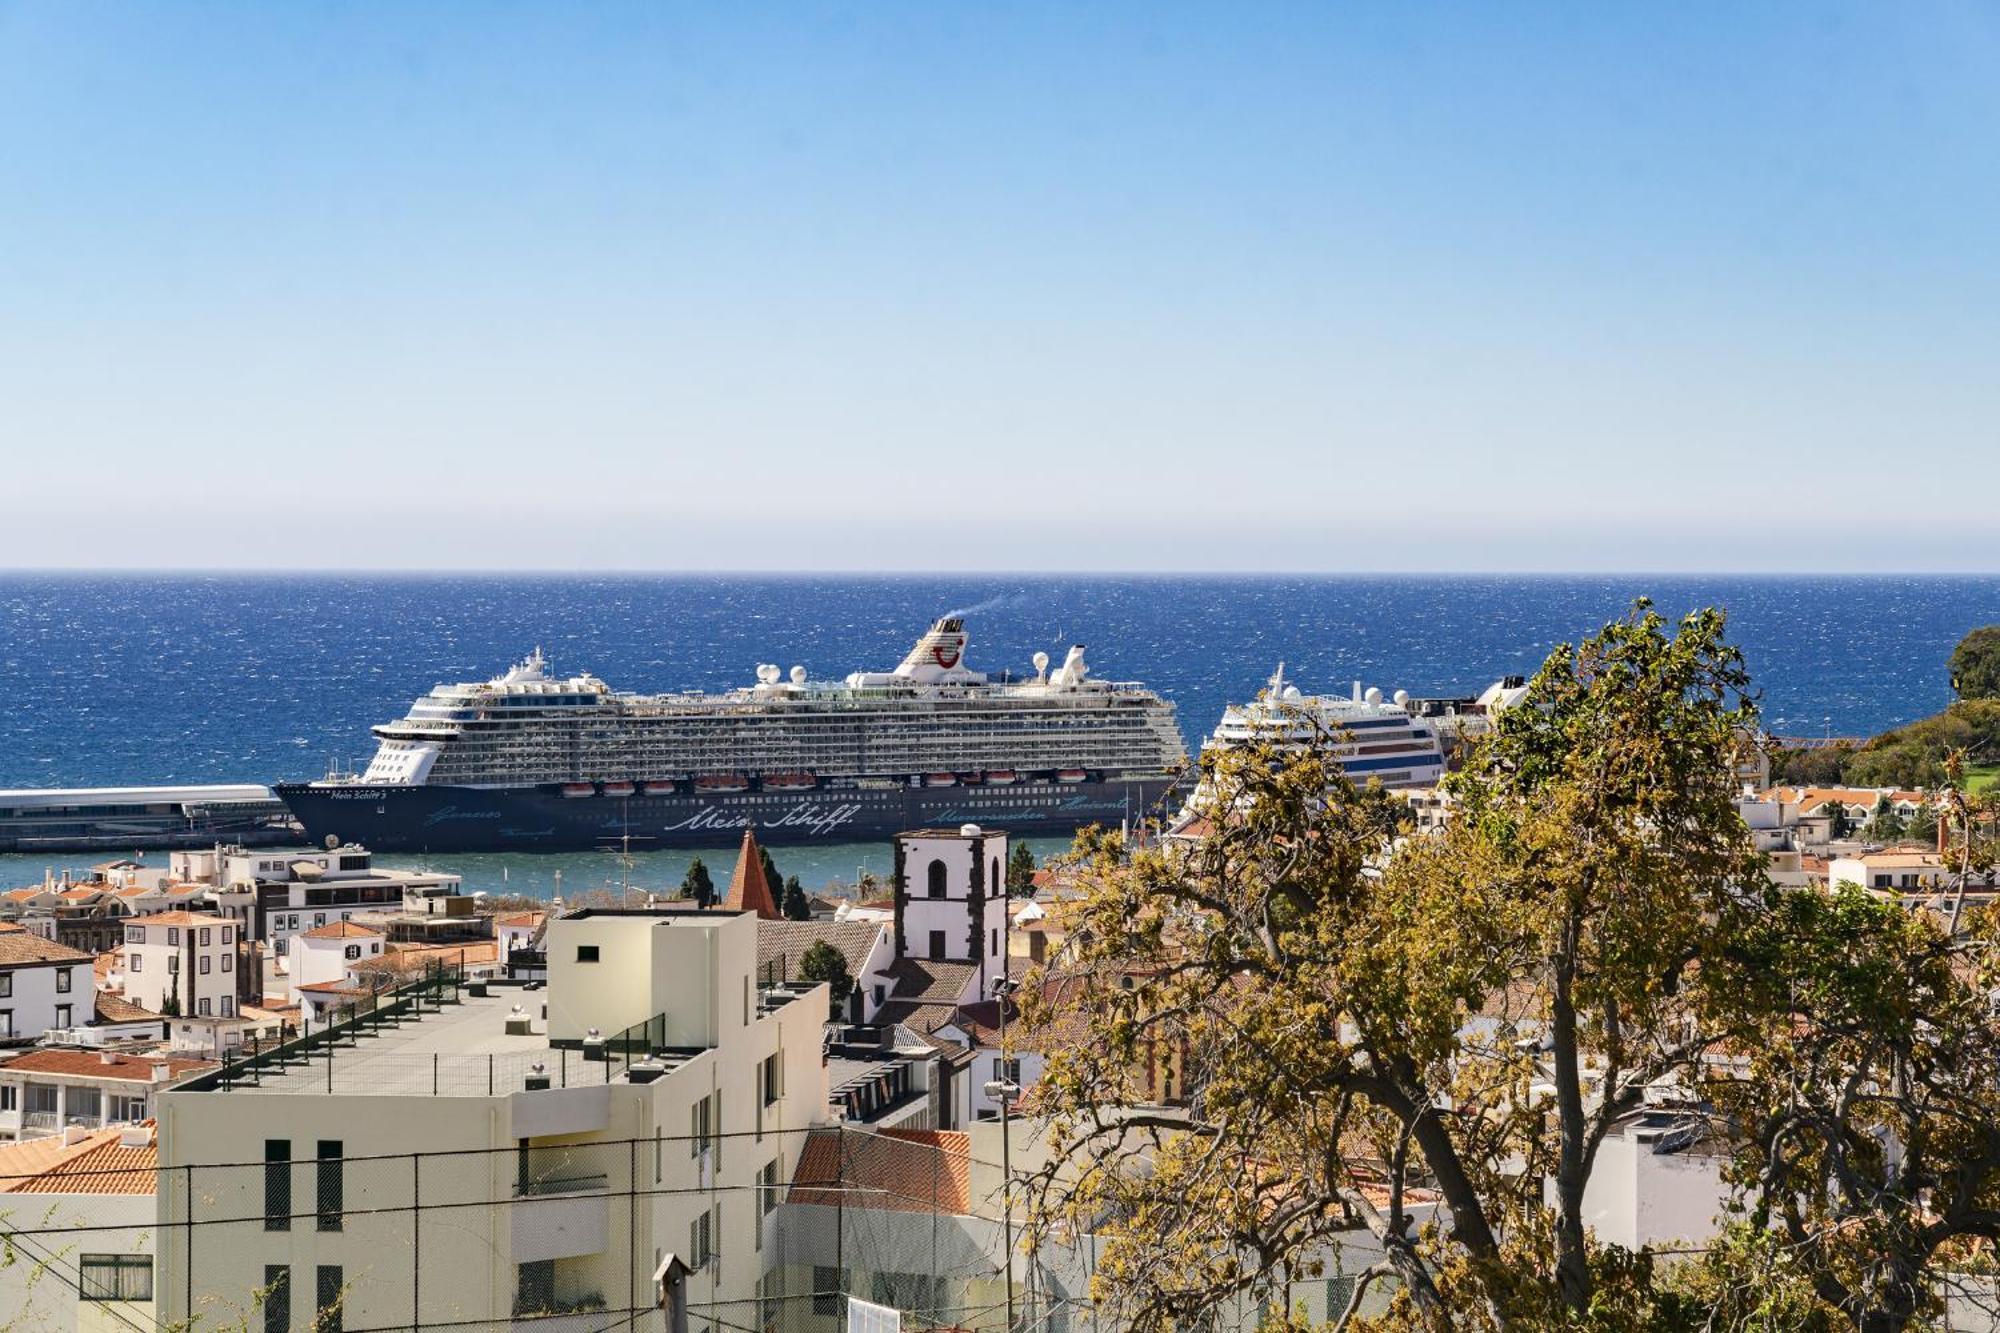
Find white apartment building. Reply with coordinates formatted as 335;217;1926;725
285;920;385;1005
0;930;94;1045
155;905;828;1332
0;1123;162;1333
120;912;240;1021
0;1048;215;1141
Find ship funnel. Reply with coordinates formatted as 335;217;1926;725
891;617;984;685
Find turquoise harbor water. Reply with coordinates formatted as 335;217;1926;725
4;573;1997;895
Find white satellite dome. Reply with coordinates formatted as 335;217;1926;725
1363;686;1383;705
790;665;807;685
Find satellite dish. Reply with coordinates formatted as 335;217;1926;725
324;834;340;851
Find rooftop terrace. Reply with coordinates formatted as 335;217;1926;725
178;968;821;1098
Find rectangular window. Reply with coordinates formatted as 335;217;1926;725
200;955;211;975
0;1086;14;1111
167;928;179;946
516;1259;556;1314
108;1093;145;1122
576;944;600;963
78;1254;153;1302
315;1264;342;1332
223;926;234;944
199;927;211;946
223;953;233;973
264;1140;291;1231
316;1140;343;1231
128;954;141;973
221;995;236;1017
197;998;211;1017
54;1004;71;1029
55;969;71;994
0;975;10;998
760;1158;780;1216
812;1266;844;1316
263;1265;289;1333
928;930;946;960
762;1052;782;1107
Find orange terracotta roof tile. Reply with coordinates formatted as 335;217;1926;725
128;911;231;928
0;1049;212;1082
0;1126;157;1195
298;921;381;941
789;1128;971;1214
724;828;782;921
0;935;92;967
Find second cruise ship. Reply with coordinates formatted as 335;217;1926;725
278;618;1187;851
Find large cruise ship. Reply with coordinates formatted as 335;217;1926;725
277;618;1186;851
1194;664;1450;790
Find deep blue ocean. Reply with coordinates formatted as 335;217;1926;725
4;574;1996;895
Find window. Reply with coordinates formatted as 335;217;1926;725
167;928;179;946
516;1259;556;1313
168;956;179;974
928;930;946;960
199;927;211;946
999;1056;1022;1084
79;1254;153;1303
274;938;287;957
199;955;211;975
762;1052;782;1107
124;927;143;945
264;1140;291;1231
760;1158;780;1216
128;953;140;973
221;995;236;1016
927;860;948;899
223;926;233;944
812;1266;845;1315
690;1094;713;1158
108;1093;145;1122
0;1086;13;1111
54;1004;71;1029
263;1265;290;1333
197;998;211;1017
0;975;9;999
344;945;361;961
576;945;600;963
222;953;233;973
991;928;998;957
313;914;325;927
55;969;71;994
315;1264;343;1332
317;1140;343;1231
689;1205;717;1269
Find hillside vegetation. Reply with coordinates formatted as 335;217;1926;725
1773;698;2000;789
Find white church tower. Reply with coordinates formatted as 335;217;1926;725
893;823;1010;995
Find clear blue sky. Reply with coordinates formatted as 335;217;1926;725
2;3;1995;571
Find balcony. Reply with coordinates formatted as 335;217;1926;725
511;1175;609;1263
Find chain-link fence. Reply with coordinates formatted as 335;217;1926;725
0;1122;1382;1333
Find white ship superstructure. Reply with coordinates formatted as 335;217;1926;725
281;619;1186;850
1197;663;1448;791
359;619;1181;789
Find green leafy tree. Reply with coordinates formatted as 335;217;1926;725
798;939;853;1003
758;846;783;900
1006;841;1038;897
1907;801;1939;848
1870;792;1904;839
1950;625;2000;700
1825;798;1853;839
781;874;812;921
680;856;715;908
1022;602;1765;1328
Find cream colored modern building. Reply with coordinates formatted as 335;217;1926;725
155;905;827;1332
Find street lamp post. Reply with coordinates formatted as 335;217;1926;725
985;972;1021;1333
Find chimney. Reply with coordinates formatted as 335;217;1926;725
99;1049;118;1066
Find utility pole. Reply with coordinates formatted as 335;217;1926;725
986;878;1022;1333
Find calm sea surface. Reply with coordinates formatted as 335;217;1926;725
4;573;1996;895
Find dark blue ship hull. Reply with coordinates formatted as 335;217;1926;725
275;777;1176;852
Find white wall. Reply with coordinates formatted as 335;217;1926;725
0;959;88;1041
